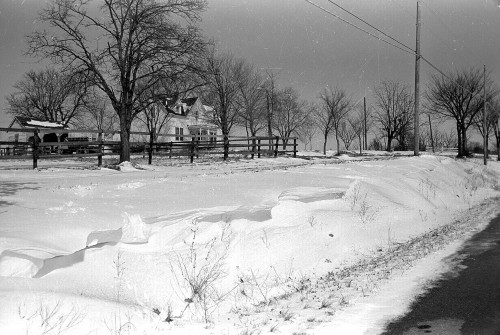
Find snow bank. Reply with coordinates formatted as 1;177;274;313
0;155;499;334
0;252;43;278
118;161;143;171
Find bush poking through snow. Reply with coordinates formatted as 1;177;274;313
237;270;273;306
105;251;136;335
347;183;362;210
260;229;270;248
279;308;294;321
339;293;349;307
319;299;332;309
172;219;232;323
358;194;378;224
418;178;437;201
461;166;500;199
345;184;378;224
307;215;318;227
17;300;84;335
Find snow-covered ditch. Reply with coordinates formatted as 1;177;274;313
0;154;499;334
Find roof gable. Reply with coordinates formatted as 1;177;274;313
9;116;68;129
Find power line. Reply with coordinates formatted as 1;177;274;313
306;0;495;110
389;0;485;74
419;2;484;67
324;0;415;54
304;0;416;56
386;0;481;80
421;55;494;109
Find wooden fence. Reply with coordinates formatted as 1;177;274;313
0;127;298;169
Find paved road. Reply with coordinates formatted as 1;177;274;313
382;214;500;335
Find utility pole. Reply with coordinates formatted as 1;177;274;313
258;78;275;153
260;68;280;153
428;114;434;153
414;1;421;156
483;65;487;166
363;97;367;150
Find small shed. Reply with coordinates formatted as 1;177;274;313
5;117;69;154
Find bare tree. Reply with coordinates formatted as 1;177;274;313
235;62;267;138
425;68;495;158
348;109;365;154
488;99;500;160
28;0;207;162
431;128;444;151
314;96;335;155
201;49;244;160
296;112;317;151
75;88;118;132
272;87;311;149
338;119;357;151
395;111;415;151
6;68;89;126
261;70;279;146
373;81;414;152
421;113;436;152
474;100;499;158
317;88;351;155
137;100;173;164
441;128;458;149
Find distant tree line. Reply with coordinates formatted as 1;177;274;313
4;0;499;161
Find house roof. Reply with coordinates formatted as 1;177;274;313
9;116;68;129
180;97;198;107
156;96;214;118
163;96;201;116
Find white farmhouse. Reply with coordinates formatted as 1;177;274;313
160;96;219;142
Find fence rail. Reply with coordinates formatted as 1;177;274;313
0;127;298;168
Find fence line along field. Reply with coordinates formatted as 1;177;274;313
0;127;298;168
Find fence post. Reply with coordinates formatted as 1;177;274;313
32;128;40;169
251;138;256;159
169;141;173;159
274;136;279;158
258;139;261;158
190;136;195;163
293;138;297;158
98;130;103;167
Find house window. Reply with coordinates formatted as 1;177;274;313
209;130;217;144
200;129;207;142
175;127;184;141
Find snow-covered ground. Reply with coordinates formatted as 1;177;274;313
0;153;499;334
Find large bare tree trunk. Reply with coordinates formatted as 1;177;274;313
282;138;288;150
119;113;131;162
335;134;340;155
457;125;465;158
323;134;328;155
223;135;229;160
148;130;155;165
461;125;468;157
496;136;500;161
387;136;393;152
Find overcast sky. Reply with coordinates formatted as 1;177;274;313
1;0;499;126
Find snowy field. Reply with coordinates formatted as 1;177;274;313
0;152;499;334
